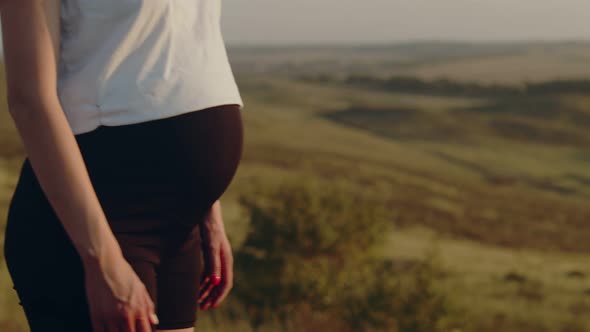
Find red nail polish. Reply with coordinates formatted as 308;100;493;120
212;275;221;285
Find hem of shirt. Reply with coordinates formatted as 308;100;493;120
70;96;244;135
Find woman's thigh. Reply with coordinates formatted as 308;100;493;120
4;154;199;332
3;159;94;331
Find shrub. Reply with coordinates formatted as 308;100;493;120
234;175;451;331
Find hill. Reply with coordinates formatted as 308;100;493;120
1;42;590;331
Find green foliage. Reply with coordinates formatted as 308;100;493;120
238;176;389;261
331;257;452;332
234;175;451;331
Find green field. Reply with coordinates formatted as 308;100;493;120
1;42;590;331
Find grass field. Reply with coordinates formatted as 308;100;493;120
1;42;590;331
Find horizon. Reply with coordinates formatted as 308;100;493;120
4;38;590;56
3;38;590;57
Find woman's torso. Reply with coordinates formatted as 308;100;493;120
58;0;244;135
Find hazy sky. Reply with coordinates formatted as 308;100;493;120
221;0;590;45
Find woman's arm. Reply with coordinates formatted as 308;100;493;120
1;0;117;268
0;1;157;330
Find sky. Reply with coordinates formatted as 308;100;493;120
221;0;590;45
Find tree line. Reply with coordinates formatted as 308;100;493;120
299;74;590;98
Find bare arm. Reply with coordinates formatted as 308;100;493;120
0;0;157;330
1;0;120;268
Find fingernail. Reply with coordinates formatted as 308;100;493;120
212;275;221;285
150;313;159;324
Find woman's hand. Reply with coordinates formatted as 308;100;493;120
198;200;234;310
84;250;159;332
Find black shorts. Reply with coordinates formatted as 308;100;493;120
3;104;244;331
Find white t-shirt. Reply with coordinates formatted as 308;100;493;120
57;0;244;135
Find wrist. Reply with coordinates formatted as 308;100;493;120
201;215;225;234
204;200;223;223
79;235;124;271
201;212;226;235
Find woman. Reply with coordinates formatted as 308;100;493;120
0;0;243;331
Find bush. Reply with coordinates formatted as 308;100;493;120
233;175;452;331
